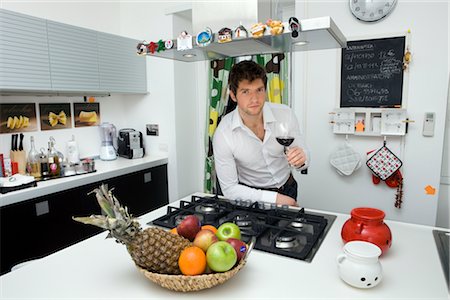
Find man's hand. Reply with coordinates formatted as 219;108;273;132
276;193;298;207
286;146;307;168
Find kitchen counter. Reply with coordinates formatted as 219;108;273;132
0;154;168;208
0;195;448;299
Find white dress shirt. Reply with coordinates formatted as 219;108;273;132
213;102;310;203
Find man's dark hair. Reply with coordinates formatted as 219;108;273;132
229;60;267;95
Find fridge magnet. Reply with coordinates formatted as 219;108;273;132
234;24;248;39
165;40;173;50
0;103;37;133
136;41;147;55
177;31;193;51
424;185;436;195
74;102;100;127
196;27;213;47
250;22;266;38
266;19;284;35
218;27;232;43
39;103;71;131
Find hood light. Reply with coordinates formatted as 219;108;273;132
293;41;309;46
183;53;196;58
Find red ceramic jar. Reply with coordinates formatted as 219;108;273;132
341;207;392;255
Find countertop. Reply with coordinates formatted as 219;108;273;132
0;154;168;208
1;194;448;299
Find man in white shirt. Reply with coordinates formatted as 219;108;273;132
213;60;309;206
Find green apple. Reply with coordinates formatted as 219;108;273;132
216;222;241;241
206;241;237;272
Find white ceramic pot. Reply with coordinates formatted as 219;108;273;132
336;241;383;288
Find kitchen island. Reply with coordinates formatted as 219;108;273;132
0;194;448;299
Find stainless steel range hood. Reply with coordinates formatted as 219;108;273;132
146;16;346;62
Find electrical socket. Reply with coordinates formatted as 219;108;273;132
146;124;159;136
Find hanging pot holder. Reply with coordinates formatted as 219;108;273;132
366;143;403;181
330;142;362;176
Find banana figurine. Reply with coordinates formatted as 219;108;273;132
6;115;30;129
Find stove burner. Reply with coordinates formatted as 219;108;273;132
275;235;298;249
174;215;186;225
195;204;217;214
234;215;253;228
290;217;306;229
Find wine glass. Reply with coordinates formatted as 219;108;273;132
275;122;295;154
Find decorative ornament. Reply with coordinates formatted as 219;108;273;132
147;41;157;54
196;27;213;47
165;39;173;49
177;31;193;51
266;19;284;36
156;40;165;52
218;27;232;43
136;41;147;55
250;23;266;38
288;17;300;38
234;23;248;39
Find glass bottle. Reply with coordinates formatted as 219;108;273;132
27;136;41;179
47;141;61;177
39;148;50;179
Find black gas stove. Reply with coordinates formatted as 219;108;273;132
148;195;336;262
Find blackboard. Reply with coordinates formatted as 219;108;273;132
340;36;406;107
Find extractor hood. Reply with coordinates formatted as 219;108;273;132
145;16;347;62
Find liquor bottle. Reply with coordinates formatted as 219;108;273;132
47;141;61;177
39;148;50;179
27;136;41;179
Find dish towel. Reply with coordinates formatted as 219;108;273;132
330;142;362;176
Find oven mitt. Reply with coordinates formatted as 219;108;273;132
330;142;362;176
366;144;402;181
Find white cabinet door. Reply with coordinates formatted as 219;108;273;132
0;9;51;92
47;21;100;92
98;33;147;94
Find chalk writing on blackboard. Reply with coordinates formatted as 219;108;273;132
341;36;405;107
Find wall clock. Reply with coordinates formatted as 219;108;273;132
349;0;397;22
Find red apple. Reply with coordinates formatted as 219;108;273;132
177;215;201;241
226;238;247;261
193;229;218;252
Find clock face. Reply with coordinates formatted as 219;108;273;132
350;0;397;22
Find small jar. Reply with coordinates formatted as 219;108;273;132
341;207;392;255
337;241;382;289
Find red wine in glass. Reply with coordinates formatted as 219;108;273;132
276;136;295;147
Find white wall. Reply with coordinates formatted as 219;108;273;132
293;0;449;226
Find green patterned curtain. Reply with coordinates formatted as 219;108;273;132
204;54;290;194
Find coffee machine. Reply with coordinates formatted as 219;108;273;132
117;128;145;159
99;122;117;160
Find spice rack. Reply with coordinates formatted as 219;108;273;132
331;108;411;136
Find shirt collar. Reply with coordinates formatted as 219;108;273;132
231;103;276;131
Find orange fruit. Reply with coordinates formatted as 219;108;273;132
178;246;207;276
169;227;178;235
201;225;218;234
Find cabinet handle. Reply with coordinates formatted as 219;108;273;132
144;172;152;183
35;201;49;216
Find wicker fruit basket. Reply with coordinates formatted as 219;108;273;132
137;237;255;292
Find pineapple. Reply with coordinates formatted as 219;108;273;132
73;184;191;275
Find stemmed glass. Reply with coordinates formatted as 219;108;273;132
275;122;295;154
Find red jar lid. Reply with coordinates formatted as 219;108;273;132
351;207;385;221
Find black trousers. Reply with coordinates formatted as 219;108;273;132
240;173;298;201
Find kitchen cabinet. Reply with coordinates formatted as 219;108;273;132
0;8;147;95
98;33;147;93
0;9;52;92
0;164;168;275
47;21;100;92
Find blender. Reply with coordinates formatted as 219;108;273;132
99;122;117;160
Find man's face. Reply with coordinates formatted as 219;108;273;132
230;78;266;118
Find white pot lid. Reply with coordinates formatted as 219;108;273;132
344;241;382;259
